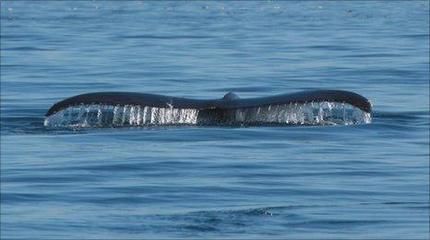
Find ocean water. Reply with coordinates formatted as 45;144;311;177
1;1;429;239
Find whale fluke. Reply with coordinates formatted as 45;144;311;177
44;90;372;127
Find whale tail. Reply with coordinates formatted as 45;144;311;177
44;90;372;127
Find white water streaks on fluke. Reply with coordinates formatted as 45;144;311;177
44;90;372;128
44;105;199;128
44;101;371;128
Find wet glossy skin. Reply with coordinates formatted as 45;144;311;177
46;90;372;117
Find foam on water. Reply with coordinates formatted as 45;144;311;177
44;101;371;128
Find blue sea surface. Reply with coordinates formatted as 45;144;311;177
1;1;429;239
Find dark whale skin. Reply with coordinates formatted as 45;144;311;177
46;90;372;117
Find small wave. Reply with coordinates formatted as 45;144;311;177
44;101;371;128
1;46;54;51
120;34;213;40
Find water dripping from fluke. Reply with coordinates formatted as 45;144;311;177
44;90;372;128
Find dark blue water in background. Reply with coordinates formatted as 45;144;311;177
1;1;429;239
